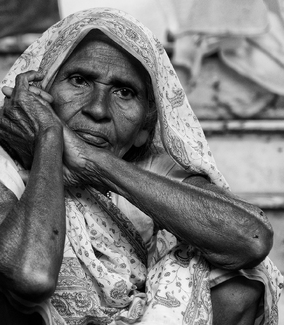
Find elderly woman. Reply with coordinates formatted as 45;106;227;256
0;8;282;325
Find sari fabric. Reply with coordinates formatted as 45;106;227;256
0;8;283;325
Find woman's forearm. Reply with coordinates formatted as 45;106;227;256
85;151;273;270
0;127;66;302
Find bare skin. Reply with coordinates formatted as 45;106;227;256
212;277;263;325
0;34;271;323
0;71;65;303
49;36;272;270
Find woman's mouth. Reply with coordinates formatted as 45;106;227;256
75;130;110;148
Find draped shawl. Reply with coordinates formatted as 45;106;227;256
0;7;282;325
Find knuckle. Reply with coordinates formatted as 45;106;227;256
15;73;25;83
15;70;35;86
16;94;26;106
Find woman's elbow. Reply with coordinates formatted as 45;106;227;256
13;267;58;303
242;226;274;269
212;225;274;271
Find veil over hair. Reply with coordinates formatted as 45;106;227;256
0;7;228;189
0;7;282;325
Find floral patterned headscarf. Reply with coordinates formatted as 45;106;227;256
0;7;228;189
0;8;283;325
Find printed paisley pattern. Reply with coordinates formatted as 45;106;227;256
0;7;227;189
0;7;282;325
49;187;147;324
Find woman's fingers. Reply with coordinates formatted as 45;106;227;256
2;86;13;98
0;114;36;142
2;84;54;104
14;70;44;91
2;70;46;101
28;86;54;104
62;165;80;187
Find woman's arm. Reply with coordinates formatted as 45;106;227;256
68;148;273;270
0;72;66;302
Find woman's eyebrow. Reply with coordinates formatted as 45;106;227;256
65;65;146;92
111;78;144;92
96;76;146;94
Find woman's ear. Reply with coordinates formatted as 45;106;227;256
134;129;149;147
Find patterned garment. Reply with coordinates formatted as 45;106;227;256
0;7;283;325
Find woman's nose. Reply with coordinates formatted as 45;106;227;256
81;84;111;121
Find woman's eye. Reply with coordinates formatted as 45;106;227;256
70;75;88;87
114;88;135;100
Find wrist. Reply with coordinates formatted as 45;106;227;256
33;126;64;171
84;149;115;187
36;126;63;151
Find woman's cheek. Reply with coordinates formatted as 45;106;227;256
51;90;76;118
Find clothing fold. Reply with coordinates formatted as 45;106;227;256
0;7;282;325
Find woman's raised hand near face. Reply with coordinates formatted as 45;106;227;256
62;123;108;189
0;70;62;169
0;70;108;188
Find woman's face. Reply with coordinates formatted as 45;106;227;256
49;34;150;158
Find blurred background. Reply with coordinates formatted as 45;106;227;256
0;0;283;321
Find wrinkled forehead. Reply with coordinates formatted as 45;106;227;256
71;29;149;77
45;29;151;91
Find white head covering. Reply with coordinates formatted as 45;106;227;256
0;9;283;325
0;7;228;189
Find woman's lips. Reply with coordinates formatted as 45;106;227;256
75;130;110;148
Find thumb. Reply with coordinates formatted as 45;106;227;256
2;86;13;98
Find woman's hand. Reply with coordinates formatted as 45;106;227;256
0;71;110;189
0;70;62;169
1;75;83;187
62;126;108;189
61;126;90;186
